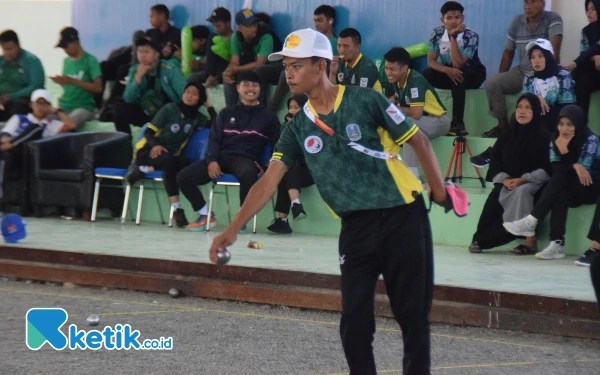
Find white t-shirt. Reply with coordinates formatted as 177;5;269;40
1;113;64;138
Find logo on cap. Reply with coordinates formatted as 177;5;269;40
7;224;16;233
284;34;301;49
242;9;253;18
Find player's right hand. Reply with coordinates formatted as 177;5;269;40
446;68;464;85
209;228;237;263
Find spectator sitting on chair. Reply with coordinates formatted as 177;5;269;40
482;0;563;138
0;30;45;121
562;0;600;122
126;82;217;228
504;105;600;260
52;27;103;129
384;47;451;180
146;4;181;60
469;94;551;255
267;94;314;235
176;71;281;233
523;39;575;133
204;7;234;89
0;89;75;199
423;1;486;136
184;25;211;84
222;9;282;107
115;36;186;135
266;4;338;113
329;28;382;93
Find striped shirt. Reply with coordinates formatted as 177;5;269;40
504;11;563;72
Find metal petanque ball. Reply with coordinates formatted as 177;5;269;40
168;288;180;298
216;249;231;265
87;314;100;327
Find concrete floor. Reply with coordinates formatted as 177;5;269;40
0;279;598;375
8;217;598;302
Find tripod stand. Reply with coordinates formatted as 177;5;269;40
445;136;486;188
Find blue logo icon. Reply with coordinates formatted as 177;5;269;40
26;308;68;350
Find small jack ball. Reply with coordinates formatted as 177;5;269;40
216;249;231;265
169;288;180;298
87;314;100;327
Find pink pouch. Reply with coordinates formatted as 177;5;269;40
428;182;470;217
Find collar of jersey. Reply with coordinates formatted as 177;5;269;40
345;53;363;69
306;85;346;116
397;69;411;89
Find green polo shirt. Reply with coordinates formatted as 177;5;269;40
60;51;102;113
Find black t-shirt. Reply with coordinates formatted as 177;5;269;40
146;25;181;55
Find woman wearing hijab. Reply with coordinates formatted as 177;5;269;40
470;94;551;254
504;105;600;260
266;94;315;235
126;82;217;228
523;39;576;133
562;0;600;121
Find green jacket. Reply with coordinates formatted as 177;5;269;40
0;49;45;99
123;60;186;109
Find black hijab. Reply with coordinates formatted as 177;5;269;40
487;93;552;180
178;82;206;119
528;45;559;79
583;0;600;46
551;105;593;162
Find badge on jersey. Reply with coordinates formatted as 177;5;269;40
386;104;406;125
184;124;192;133
171;124;180;133
359;78;368;87
411;88;419;99
346;124;362;141
351;74;356;84
405;96;411;105
337;73;344;82
304;135;323;154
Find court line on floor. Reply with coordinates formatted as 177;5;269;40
0;287;553;349
323;358;600;375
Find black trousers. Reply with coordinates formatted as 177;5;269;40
0;97;31;121
532;171;600;244
274;165;314;214
472;185;517;249
572;63;600;122
592;253;600;308
339;195;433;375
114;102;151;135
587;196;600;243
422;66;486;123
136;145;190;197
176;154;259;212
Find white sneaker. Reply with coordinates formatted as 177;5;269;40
503;215;538;237
536;240;566;260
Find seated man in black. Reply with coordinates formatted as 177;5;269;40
176;71;280;233
115;36;186;135
146;4;181;60
204;7;234;88
423;1;486;136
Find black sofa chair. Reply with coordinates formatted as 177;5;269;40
28;132;132;218
0;142;35;216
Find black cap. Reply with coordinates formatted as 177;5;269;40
236;70;260;84
135;35;160;52
55;27;79;48
207;7;231;23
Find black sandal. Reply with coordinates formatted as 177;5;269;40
511;244;537;255
469;242;482;253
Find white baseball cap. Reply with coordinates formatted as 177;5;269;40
268;28;333;62
526;38;554;55
30;89;52;103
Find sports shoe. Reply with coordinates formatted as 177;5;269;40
447;119;468;136
535;240;566;260
575;248;599;267
468;241;482;253
470;147;493;168
173;208;188;228
503;215;538;237
239;224;247;234
266;218;293;235
125;164;144;185
187;213;216;232
291;203;307;221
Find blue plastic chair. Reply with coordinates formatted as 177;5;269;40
207;144;276;233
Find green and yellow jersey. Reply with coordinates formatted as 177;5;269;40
385;69;446;117
335;54;382;93
272;85;423;217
